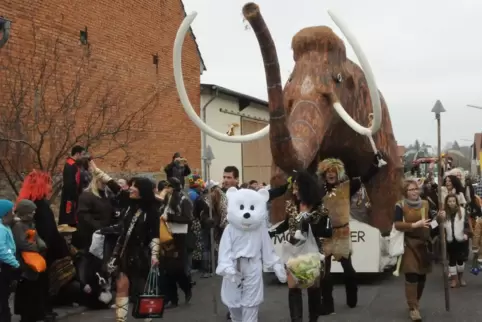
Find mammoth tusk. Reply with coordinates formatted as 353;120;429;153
327;10;382;135
173;12;269;143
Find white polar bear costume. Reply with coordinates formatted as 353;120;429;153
216;187;287;322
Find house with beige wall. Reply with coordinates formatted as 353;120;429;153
201;84;271;184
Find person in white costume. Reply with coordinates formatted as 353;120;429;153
216;187;287;322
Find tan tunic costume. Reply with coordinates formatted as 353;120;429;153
394;200;432;275
322;181;351;261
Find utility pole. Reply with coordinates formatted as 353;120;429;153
431;99;450;312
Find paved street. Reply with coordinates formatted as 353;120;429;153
34;265;482;322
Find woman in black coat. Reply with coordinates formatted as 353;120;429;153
159;177;193;308
89;161;160;322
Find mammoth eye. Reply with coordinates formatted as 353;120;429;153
250;205;255;211
334;73;343;83
240;205;244;210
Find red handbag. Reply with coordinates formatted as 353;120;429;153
132;266;164;319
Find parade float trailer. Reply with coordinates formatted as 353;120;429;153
173;3;402;274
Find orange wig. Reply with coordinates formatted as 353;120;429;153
16;170;53;204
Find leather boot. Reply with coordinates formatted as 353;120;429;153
345;277;358;308
405;282;422;322
288;288;303;322
319;276;335;315
115;297;129;322
417;280;425;301
307;287;321;322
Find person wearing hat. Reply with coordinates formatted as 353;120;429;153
316;155;381;315
12;199;50;322
0;200;19;322
164;152;192;189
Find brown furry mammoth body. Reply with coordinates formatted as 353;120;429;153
243;3;401;233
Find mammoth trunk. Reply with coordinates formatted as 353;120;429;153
243;3;313;172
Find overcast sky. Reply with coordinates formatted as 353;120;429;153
182;0;482;147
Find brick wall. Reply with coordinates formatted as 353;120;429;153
0;0;202;184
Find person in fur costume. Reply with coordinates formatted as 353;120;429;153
317;154;382;315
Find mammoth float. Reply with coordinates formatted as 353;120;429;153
173;3;401;233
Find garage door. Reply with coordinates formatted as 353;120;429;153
241;118;271;184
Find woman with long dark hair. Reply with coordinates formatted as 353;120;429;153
441;175;466;207
88;161;160;322
269;171;332;322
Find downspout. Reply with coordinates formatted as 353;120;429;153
201;87;218;181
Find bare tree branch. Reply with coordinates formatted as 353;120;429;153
0;20;162;202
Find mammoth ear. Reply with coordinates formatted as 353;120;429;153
342;67;355;91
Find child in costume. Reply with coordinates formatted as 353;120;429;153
216;187;286;322
443;193;471;287
317;155;381;315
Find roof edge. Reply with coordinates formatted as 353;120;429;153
201;83;268;108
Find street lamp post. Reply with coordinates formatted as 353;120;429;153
0;17;12;48
431;100;450;312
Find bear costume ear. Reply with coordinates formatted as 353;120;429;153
257;189;269;203
226;186;238;198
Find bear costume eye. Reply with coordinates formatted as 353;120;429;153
240;205;244;210
250;205;254;211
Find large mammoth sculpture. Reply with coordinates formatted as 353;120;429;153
173;3;401;233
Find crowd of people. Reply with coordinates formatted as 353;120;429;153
1;144;482;322
0;146;265;322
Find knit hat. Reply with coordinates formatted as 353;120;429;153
188;174;204;189
15;199;37;219
0;199;14;218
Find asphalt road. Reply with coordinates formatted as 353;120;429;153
45;265;482;322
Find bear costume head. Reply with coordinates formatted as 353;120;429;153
226;187;270;231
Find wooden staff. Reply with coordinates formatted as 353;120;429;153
434;104;450;311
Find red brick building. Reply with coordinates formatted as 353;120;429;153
0;0;205;175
